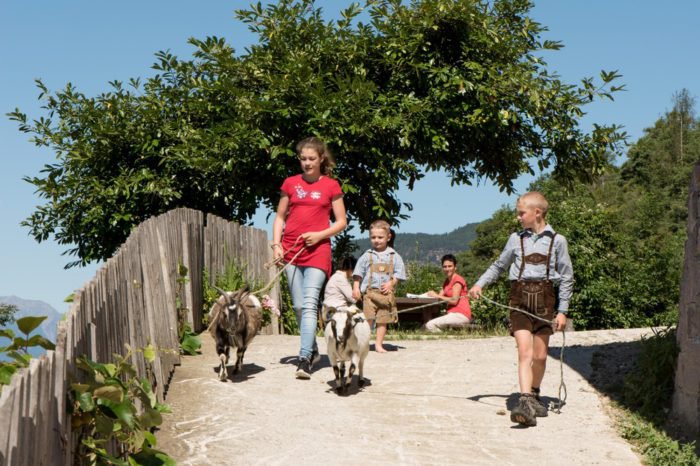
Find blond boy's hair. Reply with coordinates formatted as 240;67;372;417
518;191;549;218
369;220;391;235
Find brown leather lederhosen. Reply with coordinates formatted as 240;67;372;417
363;252;398;324
508;233;557;334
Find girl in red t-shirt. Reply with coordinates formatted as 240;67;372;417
272;137;347;379
425;254;473;332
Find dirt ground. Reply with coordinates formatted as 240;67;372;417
156;328;653;465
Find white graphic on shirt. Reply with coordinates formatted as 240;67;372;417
294;184;307;199
310;191;321;200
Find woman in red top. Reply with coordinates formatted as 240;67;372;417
272;137;347;379
425;254;473;332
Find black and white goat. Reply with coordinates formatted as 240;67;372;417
324;305;370;394
207;285;263;381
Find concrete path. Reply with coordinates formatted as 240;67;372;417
157;329;650;465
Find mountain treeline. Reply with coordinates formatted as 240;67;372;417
458;90;698;330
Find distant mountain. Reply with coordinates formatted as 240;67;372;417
0;296;63;357
353;222;479;263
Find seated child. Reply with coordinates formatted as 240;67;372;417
322;256;358;325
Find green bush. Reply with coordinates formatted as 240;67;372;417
622;326;679;426
70;345;174;465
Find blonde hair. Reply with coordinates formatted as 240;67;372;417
296;137;335;175
517;191;549;217
369;219;391;236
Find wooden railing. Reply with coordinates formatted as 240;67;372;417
0;208;277;465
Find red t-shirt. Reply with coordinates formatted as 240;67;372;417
281;174;343;277
443;273;472;319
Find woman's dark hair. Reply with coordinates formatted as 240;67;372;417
337;256;357;271
388;228;396;248
441;254;457;265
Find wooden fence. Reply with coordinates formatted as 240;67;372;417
0;208;277;465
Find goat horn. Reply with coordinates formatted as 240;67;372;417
212;285;228;297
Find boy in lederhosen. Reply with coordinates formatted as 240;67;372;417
352;220;407;353
469;192;573;427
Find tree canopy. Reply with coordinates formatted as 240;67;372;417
9;0;624;267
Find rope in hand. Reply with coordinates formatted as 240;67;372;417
478;295;567;414
253;236;306;296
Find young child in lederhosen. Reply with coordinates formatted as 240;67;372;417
352;220;406;353
469;191;573;427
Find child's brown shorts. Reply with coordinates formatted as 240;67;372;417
362;289;398;324
509;280;556;336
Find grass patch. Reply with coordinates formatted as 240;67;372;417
602;327;700;465
616;409;699;465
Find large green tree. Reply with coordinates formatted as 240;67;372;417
10;0;624;267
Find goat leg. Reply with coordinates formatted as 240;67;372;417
347;362;356;390
339;362;347;394
218;352;228;381
357;356;366;388
332;365;342;394
234;346;246;374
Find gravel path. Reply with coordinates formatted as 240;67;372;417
156;329;651;465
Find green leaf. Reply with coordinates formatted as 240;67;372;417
16;316;47;335
143;344;156;363
26;334;56;350
71;383;90;394
100;399;135;429
95;413;115;435
139;408;163;429
7;351;31;367
0;329;15;339
0;364;18;385
94;385;124;403
180;334;201;355
78;391;95;412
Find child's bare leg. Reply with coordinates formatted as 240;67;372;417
514;329;534;393
531;333;550;390
375;323;388;352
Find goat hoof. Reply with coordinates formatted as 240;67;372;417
358;378;366;388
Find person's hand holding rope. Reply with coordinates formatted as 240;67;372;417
300;231;323;248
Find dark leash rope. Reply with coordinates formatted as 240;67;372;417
479;295;567;414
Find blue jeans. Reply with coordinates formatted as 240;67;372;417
285;265;326;360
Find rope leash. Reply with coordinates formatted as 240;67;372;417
396;300;446;314
478;295;567;414
253;236;306;296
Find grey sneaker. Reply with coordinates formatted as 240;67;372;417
295;358;311;379
510;394;537;426
531;388;548;417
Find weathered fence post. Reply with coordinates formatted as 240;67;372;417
672;162;700;438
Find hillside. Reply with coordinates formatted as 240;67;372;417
353;222;479;263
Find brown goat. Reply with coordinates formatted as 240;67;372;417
207;286;263;381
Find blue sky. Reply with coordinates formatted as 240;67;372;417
1;0;698;313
